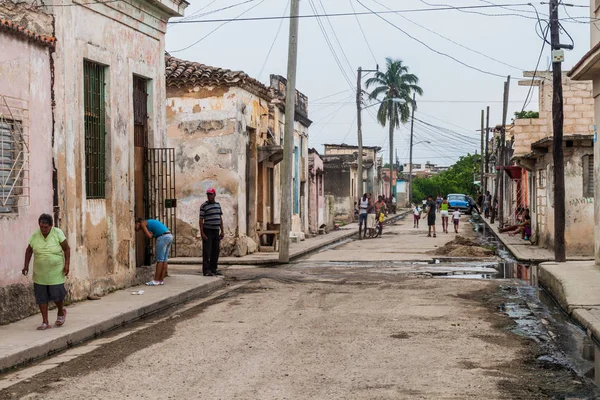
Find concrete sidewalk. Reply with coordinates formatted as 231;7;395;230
170;210;410;266
538;261;600;344
481;217;593;263
0;274;225;372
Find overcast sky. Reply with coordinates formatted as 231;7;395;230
165;0;591;166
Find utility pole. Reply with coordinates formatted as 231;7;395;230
492;76;510;226
278;0;300;263
356;66;378;208
484;106;490;196
408;93;416;205
480;109;484;192
550;0;567;262
356;67;364;205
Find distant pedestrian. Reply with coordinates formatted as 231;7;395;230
452;209;461;233
436;195;442;213
412;203;421;228
484;191;491;218
22;214;70;330
440;196;450;233
200;188;224;276
358;193;369;239
423;195;437;237
136;218;173;286
367;193;377;237
466;195;481;215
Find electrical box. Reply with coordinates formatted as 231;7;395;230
552;49;565;63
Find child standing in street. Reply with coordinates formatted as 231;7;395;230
452;209;461;234
412;203;421;228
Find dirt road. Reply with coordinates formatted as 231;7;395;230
1;216;596;399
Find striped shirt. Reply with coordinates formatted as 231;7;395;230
199;201;223;230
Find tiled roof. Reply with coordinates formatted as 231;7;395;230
0;19;56;47
165;55;271;99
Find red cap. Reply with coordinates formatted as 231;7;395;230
206;188;216;194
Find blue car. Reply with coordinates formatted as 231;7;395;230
447;194;469;213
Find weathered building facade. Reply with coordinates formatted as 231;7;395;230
511;72;594;256
0;0;186;323
569;10;600;264
322;144;381;222
269;75;311;239
165;55;278;257
0;8;55;322
308;148;326;235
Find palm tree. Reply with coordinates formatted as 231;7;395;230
366;58;423;200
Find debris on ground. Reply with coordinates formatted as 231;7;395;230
428;236;495;257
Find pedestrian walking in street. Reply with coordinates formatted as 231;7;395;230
375;195;387;236
200;188;224;276
440;196;450;233
367;193;377;237
452;209;461;233
423;195;437;237
358;193;369;239
436;195;442;213
412;203;421;228
136;218;173;286
22;214;70;330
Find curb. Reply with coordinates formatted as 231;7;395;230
0;279;226;373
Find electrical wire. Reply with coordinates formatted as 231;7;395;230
169;0;267;53
257;0;289;80
349;0;378;65
173;3;537;23
356;0;507;78
307;0;356;90
521;24;550;113
169;0;254;25
370;0;524;72
312;89;353;103
315;0;356;80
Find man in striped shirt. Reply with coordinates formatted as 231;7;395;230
199;188;224;276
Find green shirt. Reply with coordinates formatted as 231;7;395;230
29;227;66;285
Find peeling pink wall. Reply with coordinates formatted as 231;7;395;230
0;35;53;286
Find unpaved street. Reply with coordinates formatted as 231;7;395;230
1;216;596;399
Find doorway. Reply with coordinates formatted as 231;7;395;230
133;76;149;267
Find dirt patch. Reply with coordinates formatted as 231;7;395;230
428;235;495;257
390;332;410;339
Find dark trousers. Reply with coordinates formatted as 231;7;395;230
202;228;220;274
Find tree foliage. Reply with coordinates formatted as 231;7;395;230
411;154;481;203
514;110;539;119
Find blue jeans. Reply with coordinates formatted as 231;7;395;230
359;213;367;225
155;233;173;262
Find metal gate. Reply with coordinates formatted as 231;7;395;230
145;148;177;258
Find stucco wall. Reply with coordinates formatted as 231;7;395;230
308;151;324;234
535;147;594;256
51;0;175;299
513;74;593;157
166;85;271;256
0;34;54;323
595;76;600;265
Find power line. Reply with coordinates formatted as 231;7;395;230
257;0;289;80
169;0;254;25
349;0;378;65
312;89;353;103
174;3;537;23
169;0;267;53
356;0;507;78
520;24;550;113
315;0;356;80
369;0;524;72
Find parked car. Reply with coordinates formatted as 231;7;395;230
447;194;469;213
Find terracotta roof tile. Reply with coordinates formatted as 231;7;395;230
165;55;271;99
0;19;56;47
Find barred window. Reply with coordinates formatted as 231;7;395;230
0;119;23;213
583;154;594;198
84;60;106;199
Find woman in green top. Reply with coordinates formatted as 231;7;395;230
22;214;71;330
440;197;450;234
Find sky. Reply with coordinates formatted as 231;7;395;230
165;0;592;167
